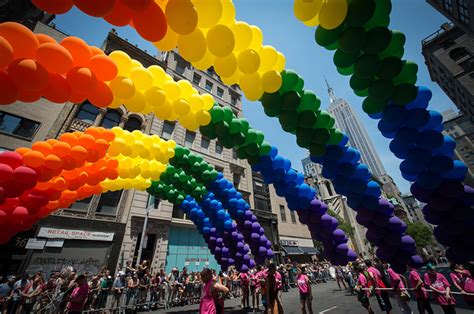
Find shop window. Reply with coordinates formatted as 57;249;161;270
75;102;99;124
201;136;210;150
279;205;287;222
193;73;201;85
100;110;121;129
123;117;142;132
69;196;92;211
215;142;223;154
96;190;123;215
0;111;40;140
205;80;213;92
184;131;195;148
458;0;469;24
217;87;224;98
449;47;469;62
161;121;175;140
290;210;297;224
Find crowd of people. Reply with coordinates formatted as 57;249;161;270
0;258;472;313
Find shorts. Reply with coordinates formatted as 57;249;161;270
300;293;309;302
375;291;392;311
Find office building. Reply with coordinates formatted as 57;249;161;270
426;0;473;37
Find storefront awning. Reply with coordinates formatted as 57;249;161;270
282;246;303;255
300;246;319;255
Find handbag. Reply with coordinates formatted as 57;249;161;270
400;291;411;302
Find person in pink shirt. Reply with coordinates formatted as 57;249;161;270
386;266;412;313
423;263;456;314
251;266;264;312
450;264;474;309
355;264;374;314
408;266;433;314
365;260;392;314
296;266;313;314
240;271;250;309
199;268;229;314
66;274;89;314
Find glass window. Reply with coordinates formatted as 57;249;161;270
161;121;175;140
76;102;99;124
279;205;287;222
123;117;142;132
231;96;237;106
215;142;223;154
232;148;238;160
96;190;123;215
193;73;201;85
217;87;224;98
0;111;40;140
69;196;92;211
176;62;185;75
172;205;185;219
148;195;160;209
184;131;195;148
290;210;297;223
255;197;269;212
201;136;210;150
233;172;241;188
205;80;213;91
449;47;469;61
207;68;214;77
459;57;474;71
100;110;121;129
458;0;469;24
443;0;453;12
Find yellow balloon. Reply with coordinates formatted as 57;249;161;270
237;49;260;74
214;53;237;78
125;90;146;112
189;94;204;112
109;51;132;76
294;0;322;22
195;109;211;125
155;100;173;120
109;95;123;109
153;27;178;51
163;81;181;101
232;21;252;52
165;0;198;35
304;13;320;27
206;24;235;57
258;45;278;72
194;0;223;29
240;73;263;101
201;94;215;110
172;98;191;116
249;26;263;50
219;0;236;26
112;126;124;137
319;0;348;30
275;52;286;73
110;76;136;99
131;60;143;69
177;80;194;99
142;105;153;114
145;86;166;107
221;69;242;85
130;67;153;91
192;49;214;71
148;65;167;85
177;29;206;62
261;70;282;93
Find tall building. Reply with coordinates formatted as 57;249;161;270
402;194;426;225
325;82;387;177
426;0;473;37
442;110;474;186
422;24;474;121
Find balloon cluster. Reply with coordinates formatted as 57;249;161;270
294;0;348;29
102;127;175;192
0;22;119;105
168;147;220;186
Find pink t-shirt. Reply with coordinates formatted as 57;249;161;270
367;266;386;291
66;283;89;312
424;272;456;306
254;271;266;289
358;273;371;296
240;273;249;285
409;270;428;299
387;268;405;290
297;274;309;294
274;271;282;290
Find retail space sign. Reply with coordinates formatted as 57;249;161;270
25;238;46;250
38;227;114;241
280;240;299;247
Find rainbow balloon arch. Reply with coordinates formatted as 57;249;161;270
0;0;472;272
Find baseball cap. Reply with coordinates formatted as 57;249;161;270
426;263;435;270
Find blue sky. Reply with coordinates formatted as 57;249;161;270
55;0;455;193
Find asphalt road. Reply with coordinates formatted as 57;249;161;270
153;281;473;314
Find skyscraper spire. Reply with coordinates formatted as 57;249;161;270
324;76;337;103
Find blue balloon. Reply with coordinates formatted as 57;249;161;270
285;169;297;183
417;130;444;150
432;135;456;157
404;108;430;129
442;160;468;180
416;171;442;190
366;180;381;197
368;111;383;120
269;146;278;158
341;147;360;164
429;155;454;174
422;110;443;131
338;162;355;177
283;158;292;171
406;86;431;109
295;172;305;184
338;134;349;147
353;164;370;180
273;156;285;169
325;145;345;161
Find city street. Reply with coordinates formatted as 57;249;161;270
155;281;472;314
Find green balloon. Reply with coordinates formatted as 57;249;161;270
281;91;301;111
180;154;189;165
312;128;331;144
393;61;418;85
231;132;246;145
326;42;339;51
210;106;225;123
337;65;354;76
174;146;186;158
314;110;331;128
309;143;326;157
255;130;265;145
297;111;318;128
296;128;313;148
199;163;208;172
334;49;358;68
245;129;258;145
368;79;394;101
295;77;304;93
261;92;282;110
199;124;217;139
377;57;403;80
209;170;218;180
345;0;376;27
220;134;234;148
315;24;344;47
222;106;234;122
215;121;229;137
264;106;281;118
327;116;335;129
191;161;200;172
296;136;312;148
229;118;242;134
246;142;260;156
350;74;373;90
362;96;387;114
339;27;367;54
327;129;344;145
391;84;418;105
240;118;250;134
354;54;381;79
247;155;261;165
354;88;369;97
380;31;405;58
279;110;298;130
281;122;297;133
298;90;321;112
363;27;391;54
280;69;299;93
364;0;391;29
259;142;272;156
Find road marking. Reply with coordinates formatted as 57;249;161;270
319;306;338;313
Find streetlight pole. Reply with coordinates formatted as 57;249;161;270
136;197;159;266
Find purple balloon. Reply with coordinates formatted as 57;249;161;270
248;259;256;269
267;249;274;258
408;255;424;268
250;233;260;243
333;229;345;240
320;214;333;227
336;243;349;255
258;246;268;256
239;264;249;273
347;249;357;261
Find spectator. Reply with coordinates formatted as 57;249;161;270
9;273;30;314
21;274;43;314
126;273;139;306
199;268;229;314
66;274;89;314
97;270;113;309
111;271;126;309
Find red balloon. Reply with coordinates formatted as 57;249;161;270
13;166;38;190
43;73;72;104
88;80;113;108
0;70;18;105
104;0;134;26
0;232;11;245
73;0;116;17
0;151;23;169
69;88;87;104
0;164;13;183
17;88;42;103
89;54;118;81
0;210;9;229
0;197;19;214
121;0;153;11
32;0;74;14
8;59;49;92
132;1;167;42
12;206;28;218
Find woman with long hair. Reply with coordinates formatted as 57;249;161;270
296;266;313;314
199;268;229;314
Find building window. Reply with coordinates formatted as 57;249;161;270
458;0;469;24
69;196;92;212
193;73;201;85
161;121;175;140
205;80;213;91
75;102;99;124
290;210;297;224
280;205;287;222
0;111;40;140
449;47;469;61
184;131;195;148
207;68;215;77
201;136;210;150
232;148;238;159
176;61;186;75
217;87;224;98
231;96;238;106
172;204;185;219
215;142;223;154
100;109;121;129
123;117;142;132
443;0;453;12
233;172;241;188
459;57;474;71
255;197;269;212
148;194;160;209
96;190;123;215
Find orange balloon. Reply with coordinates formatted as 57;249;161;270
89;54;118;81
73;0;116;17
88;80;113;108
84;128;101;139
32;142;53;155
36;167;57;182
52;177;67;191
107;168;119;180
59;133;78;146
101;130;116;142
35;181;52;191
104;0;134;26
62;157;78;170
87;175;102;186
62;190;77;200
132;1;167;42
67;67;98;94
36;43;73;74
90;46;104;56
42;73;72;104
17;88;42;103
121;0;153;10
95;139;110;152
78;134;96;148
8;59;49;92
106;158;119;170
32;0;74;14
69;88;87;104
36;33;56;44
52;141;71;157
15;147;29;156
0;22;39;60
60;37;92;67
71;145;88;162
67;178;83;191
0;36;13;69
62;169;79;181
0;70;18;105
23;151;44;168
86;150;100;162
43;154;63;170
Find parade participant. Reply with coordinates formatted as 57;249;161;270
408;265;433;314
199;268;229;314
355;264;374;314
335;266;347;290
265;264;284;314
450;263;474;309
365;260;392;314
240;270;250;309
385;264;412;313
296;266;313;314
424;263;456;314
66;275;89;314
